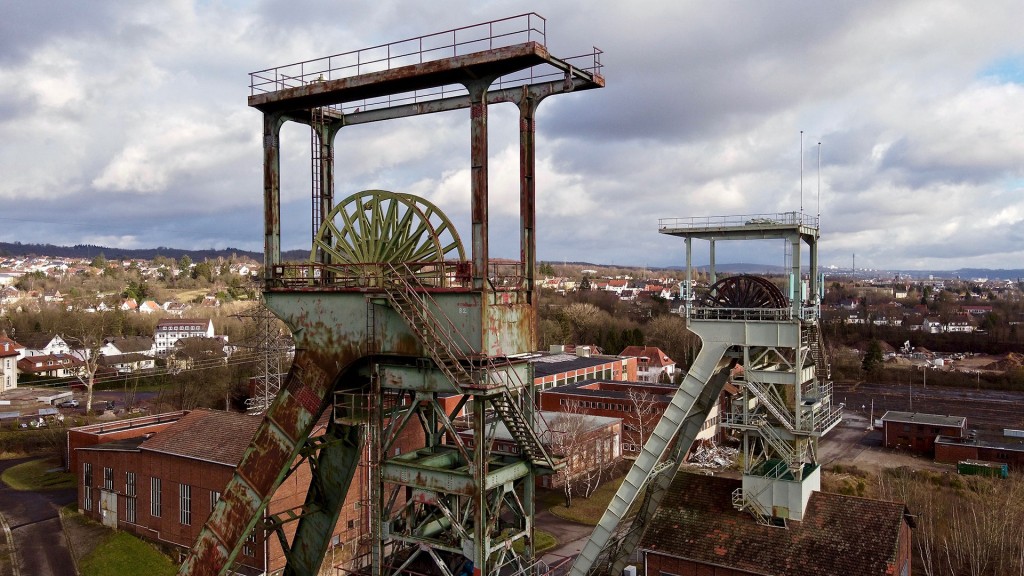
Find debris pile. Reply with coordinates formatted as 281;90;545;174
984;352;1024;371
687;441;738;469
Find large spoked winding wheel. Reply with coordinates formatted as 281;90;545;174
311;190;466;285
700;275;788;310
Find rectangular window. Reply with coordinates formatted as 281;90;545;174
210;490;220;511
151;477;162;517
180;484;192;525
83;463;93;511
103;467;113;491
125;472;137;523
242;533;256;557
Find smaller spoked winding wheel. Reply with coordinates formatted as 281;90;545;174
311;190;467;286
700;275;788;310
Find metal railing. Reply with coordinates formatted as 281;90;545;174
249;14;602;115
658;211;818;231
266;260;527;292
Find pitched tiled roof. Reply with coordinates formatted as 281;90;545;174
107;336;154;354
619;346;675;367
0;335;22;357
17;332;61;350
639;473;910;576
140;408;261;466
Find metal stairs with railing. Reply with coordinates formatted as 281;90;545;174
380;262;560;471
731;459;791;525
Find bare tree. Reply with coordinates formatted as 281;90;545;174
627;387;660;454
547;401;604;507
64;309;125;413
559;303;606;345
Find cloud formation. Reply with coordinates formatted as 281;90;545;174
2;1;1023;270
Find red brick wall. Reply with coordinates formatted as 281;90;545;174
76;448;255;568
883;421;963;455
934;442;978;464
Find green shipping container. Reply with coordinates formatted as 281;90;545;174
957;460;1009;479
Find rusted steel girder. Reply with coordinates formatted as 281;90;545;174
178;350;340;575
248;43;581;113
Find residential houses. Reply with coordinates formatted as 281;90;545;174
0;333;22;391
618;345;677;383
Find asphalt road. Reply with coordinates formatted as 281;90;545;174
0;458;77;576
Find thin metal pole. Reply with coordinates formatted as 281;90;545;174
817;142;821;224
800;131;804;216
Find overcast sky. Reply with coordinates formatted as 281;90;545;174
2;1;1023;271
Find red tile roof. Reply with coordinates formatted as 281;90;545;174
0;335;22;357
640;472;911;576
140;408;261;466
619;346;675;367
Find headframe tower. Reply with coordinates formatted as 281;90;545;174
179;14;604;576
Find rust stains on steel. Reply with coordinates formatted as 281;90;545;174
249;43;555;113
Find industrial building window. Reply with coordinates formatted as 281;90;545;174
210;490;220;511
151;478;162;517
83;463;93;511
180;484;192;525
125;472;137;523
242;533;256;557
103;467;113;491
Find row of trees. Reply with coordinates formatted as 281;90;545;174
877;468;1024;576
1;306;260;413
539;289;698;373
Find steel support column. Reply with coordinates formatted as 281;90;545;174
467;81;490;294
264;113;286;272
519;91;538;313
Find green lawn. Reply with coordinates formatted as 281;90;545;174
1;458;75;491
545;475;627;525
80;531;178;576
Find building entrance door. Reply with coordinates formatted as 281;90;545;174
100;490;118;528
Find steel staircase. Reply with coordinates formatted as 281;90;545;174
730;459;790;525
381;263;560;470
738;376;797;433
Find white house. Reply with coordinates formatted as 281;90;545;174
154;319;215;355
17;333;72;359
0;334;23;391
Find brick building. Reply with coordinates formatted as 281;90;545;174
530;346;638;391
639;472;914;576
881;411;966;455
71;409;372;574
934;435;1024;470
538;379;720;455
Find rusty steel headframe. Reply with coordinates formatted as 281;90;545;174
180;13;603;576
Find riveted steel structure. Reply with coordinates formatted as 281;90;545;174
568;212;841;576
179;14;604;576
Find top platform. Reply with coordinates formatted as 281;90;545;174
248;13;603;115
658;211;819;240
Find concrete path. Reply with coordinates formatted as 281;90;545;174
537;508;595;575
0;457;78;576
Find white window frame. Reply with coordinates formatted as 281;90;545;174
179;484;192;525
151;477;162;517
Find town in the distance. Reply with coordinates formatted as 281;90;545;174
0;247;1022;576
